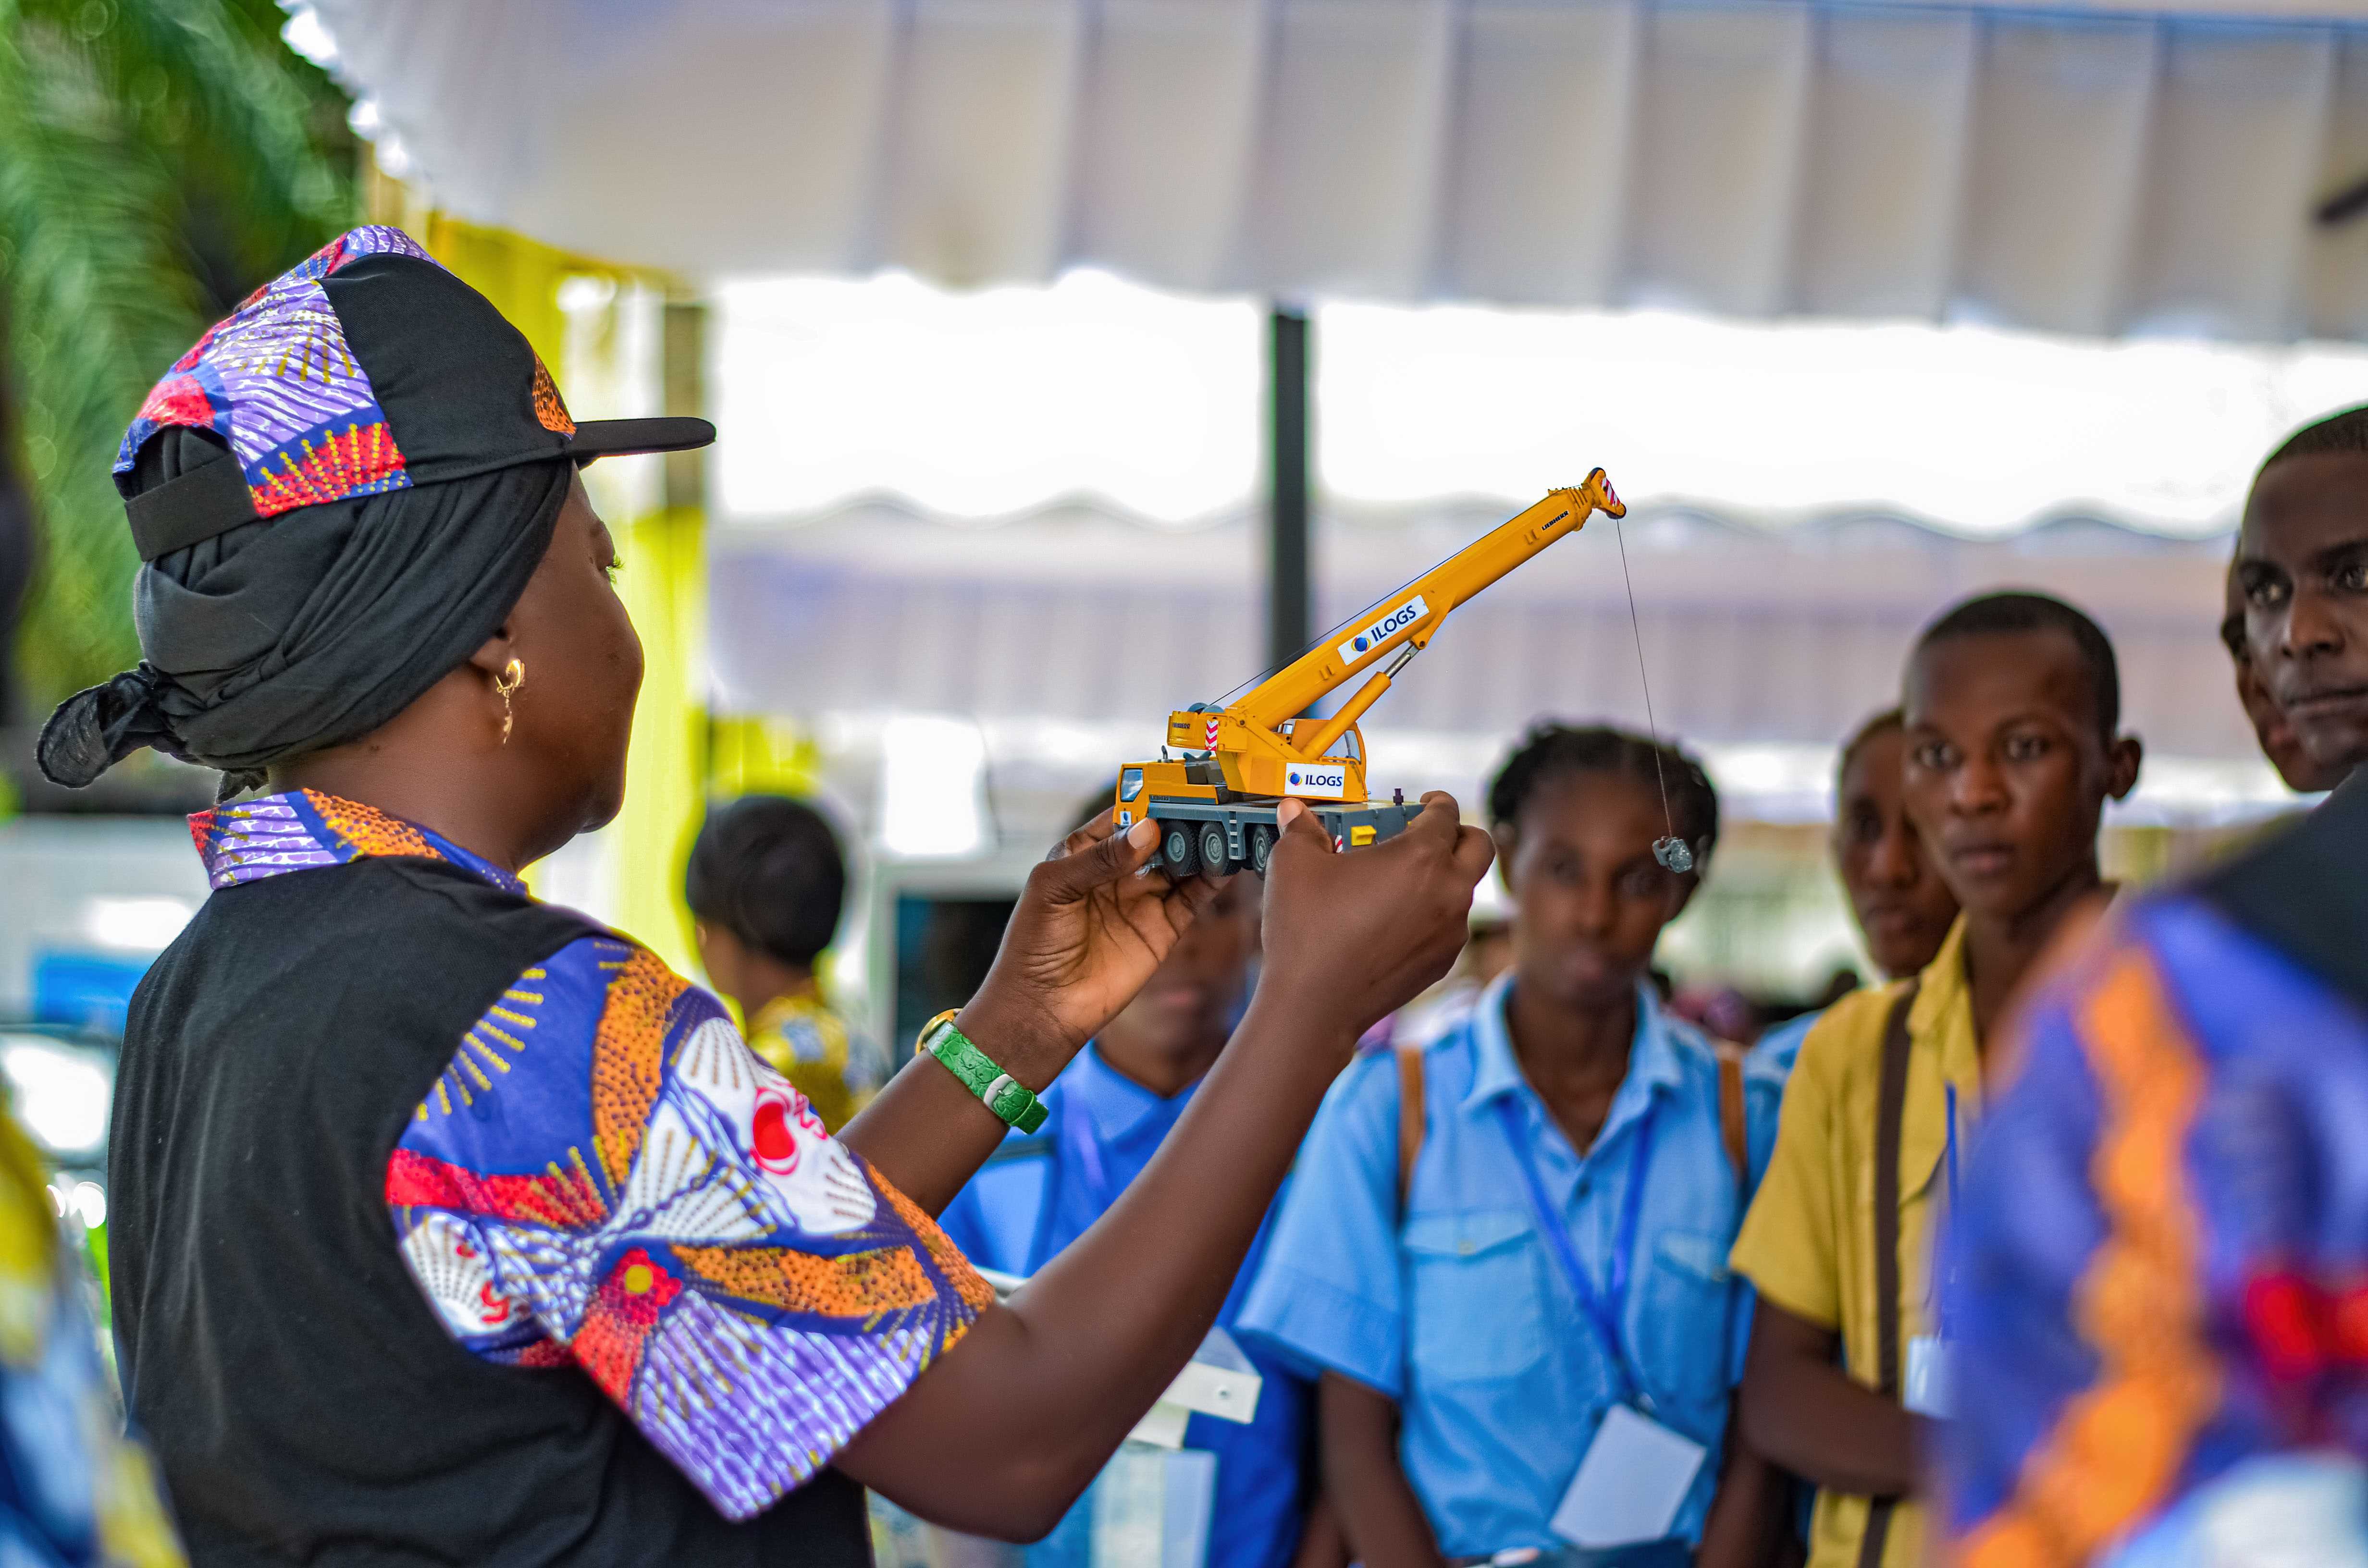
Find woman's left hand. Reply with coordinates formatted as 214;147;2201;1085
955;810;1226;1075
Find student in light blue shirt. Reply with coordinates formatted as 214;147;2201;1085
1239;724;1787;1568
939;866;1332;1568
1748;710;1958;1081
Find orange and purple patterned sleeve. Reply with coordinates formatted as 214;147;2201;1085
1940;895;2368;1567
383;934;994;1520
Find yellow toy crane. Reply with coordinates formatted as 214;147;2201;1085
1113;470;1626;876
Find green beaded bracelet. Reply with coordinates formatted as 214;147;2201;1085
918;1009;1049;1134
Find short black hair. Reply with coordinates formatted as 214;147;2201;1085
684;795;849;969
2260;404;2368;476
1911;591;2120;743
1837;708;1903;789
1487;722;1719;875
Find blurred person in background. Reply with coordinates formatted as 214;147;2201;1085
1357;911;1516;1058
2221;587;2344;796
934;796;1338;1568
1750;710;1961;1082
1936;412;2368;1566
1242;724;1788;1568
0;1109;183;1568
56;229;1493;1564
2226;404;2368;793
688;794;890;1133
1729;592;2141;1568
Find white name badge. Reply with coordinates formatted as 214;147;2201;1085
1550;1403;1707;1549
1905;1335;1955;1420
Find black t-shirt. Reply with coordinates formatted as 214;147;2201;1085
111;856;868;1566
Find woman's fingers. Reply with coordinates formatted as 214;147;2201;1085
1038;816;1159;900
1159;866;1226;934
1053;805;1120;861
1256;791;1488;1044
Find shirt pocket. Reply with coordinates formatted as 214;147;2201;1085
1402;1209;1550;1384
1634;1229;1737;1408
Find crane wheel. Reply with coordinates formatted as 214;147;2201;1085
1248;825;1274;876
1198;822;1230;872
1162;823;1197;875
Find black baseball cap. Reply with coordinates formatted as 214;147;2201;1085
115;225;713;563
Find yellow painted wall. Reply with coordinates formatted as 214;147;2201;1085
368;179;711;977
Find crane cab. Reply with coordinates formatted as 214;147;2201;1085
1114;718;1406;879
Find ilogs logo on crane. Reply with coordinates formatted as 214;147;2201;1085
1285;765;1349;798
1337;594;1430;665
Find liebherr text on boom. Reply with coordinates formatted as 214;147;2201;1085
1110;471;1626;877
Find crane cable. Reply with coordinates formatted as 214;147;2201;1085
1610;506;1692;875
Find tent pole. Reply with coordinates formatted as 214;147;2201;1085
1267;304;1311;674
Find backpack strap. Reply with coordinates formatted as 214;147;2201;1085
1382;1052;1420;1222
1714;1042;1750;1197
1396;1040;1427;1214
1857;980;1920;1568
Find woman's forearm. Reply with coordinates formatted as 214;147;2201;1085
839;797;1494;1536
836;988;1079;1217
1319;1372;1444;1568
836;988;1358;1534
1738;1302;1921;1498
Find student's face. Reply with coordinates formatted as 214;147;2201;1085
1901;629;2140;920
2237;452;2368;783
1830;726;1959;981
2224;578;2347;794
1499;770;1692;1014
1106;873;1259;1057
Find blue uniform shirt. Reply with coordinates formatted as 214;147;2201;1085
1236;976;1781;1559
1747;1007;1819;1081
938;1045;1312;1568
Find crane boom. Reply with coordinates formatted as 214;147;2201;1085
1113;471;1627;877
1233;470;1624;732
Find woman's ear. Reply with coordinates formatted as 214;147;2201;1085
466;625;517;681
1491;822;1517;896
2106;733;2144;801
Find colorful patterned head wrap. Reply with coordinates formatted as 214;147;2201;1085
35;226;710;798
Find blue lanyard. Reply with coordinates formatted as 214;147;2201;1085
1493;1095;1660;1411
1062;1080;1113;1208
1943;1083;1961;1211
1935;1082;1962;1341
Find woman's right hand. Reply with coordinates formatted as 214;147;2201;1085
1256;792;1494;1053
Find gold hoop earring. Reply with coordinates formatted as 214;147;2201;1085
494;658;526;744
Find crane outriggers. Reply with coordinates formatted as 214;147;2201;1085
1110;470;1627;876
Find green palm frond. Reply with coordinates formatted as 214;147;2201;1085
0;0;356;708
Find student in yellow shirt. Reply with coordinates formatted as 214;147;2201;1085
1726;592;2142;1568
687;794;889;1132
0;1106;184;1567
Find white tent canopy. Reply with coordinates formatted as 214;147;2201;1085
297;0;2336;834
309;0;2368;341
708;497;2280;829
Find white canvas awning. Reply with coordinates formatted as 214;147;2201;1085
306;0;2368;341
